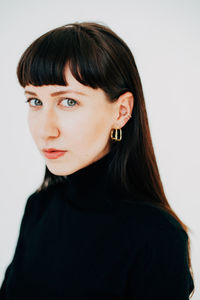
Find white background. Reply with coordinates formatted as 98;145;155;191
0;0;199;298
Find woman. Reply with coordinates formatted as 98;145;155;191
0;22;194;299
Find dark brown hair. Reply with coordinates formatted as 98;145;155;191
17;21;194;296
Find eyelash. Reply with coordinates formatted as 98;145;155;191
25;98;78;109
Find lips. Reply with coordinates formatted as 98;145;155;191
42;148;66;153
42;149;67;159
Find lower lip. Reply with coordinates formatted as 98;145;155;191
43;151;67;159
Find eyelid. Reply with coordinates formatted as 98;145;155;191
25;97;41;103
59;97;78;105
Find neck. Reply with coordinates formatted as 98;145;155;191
60;149;126;211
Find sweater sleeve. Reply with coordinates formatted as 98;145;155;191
0;193;36;298
125;226;194;300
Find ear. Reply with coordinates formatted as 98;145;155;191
112;91;134;129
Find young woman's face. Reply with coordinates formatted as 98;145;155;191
24;67;116;176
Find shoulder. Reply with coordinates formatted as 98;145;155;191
116;199;190;270
20;184;61;229
117;197;188;242
22;183;58;216
119;200;194;298
25;182;61;205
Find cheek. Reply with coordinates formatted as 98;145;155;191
65;111;111;147
27;114;40;142
27;114;35;136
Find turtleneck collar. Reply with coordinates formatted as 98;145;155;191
60;149;127;212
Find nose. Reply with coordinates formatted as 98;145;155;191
39;109;60;139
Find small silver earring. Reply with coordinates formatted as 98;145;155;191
126;113;132;119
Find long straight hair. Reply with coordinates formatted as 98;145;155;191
17;21;194;296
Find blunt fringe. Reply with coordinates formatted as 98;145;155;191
17;21;194;297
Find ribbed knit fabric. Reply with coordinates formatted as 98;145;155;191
0;150;194;299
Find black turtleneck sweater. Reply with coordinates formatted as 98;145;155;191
0;150;194;299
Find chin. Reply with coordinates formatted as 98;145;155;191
46;164;77;176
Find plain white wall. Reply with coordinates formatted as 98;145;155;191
0;0;199;298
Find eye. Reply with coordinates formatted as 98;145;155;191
25;98;42;107
25;98;78;108
60;98;77;107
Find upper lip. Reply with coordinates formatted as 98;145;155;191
42;148;67;152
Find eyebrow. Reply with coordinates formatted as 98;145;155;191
24;90;87;96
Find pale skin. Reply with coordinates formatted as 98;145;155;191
24;66;134;176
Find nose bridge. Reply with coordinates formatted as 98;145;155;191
41;106;59;137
